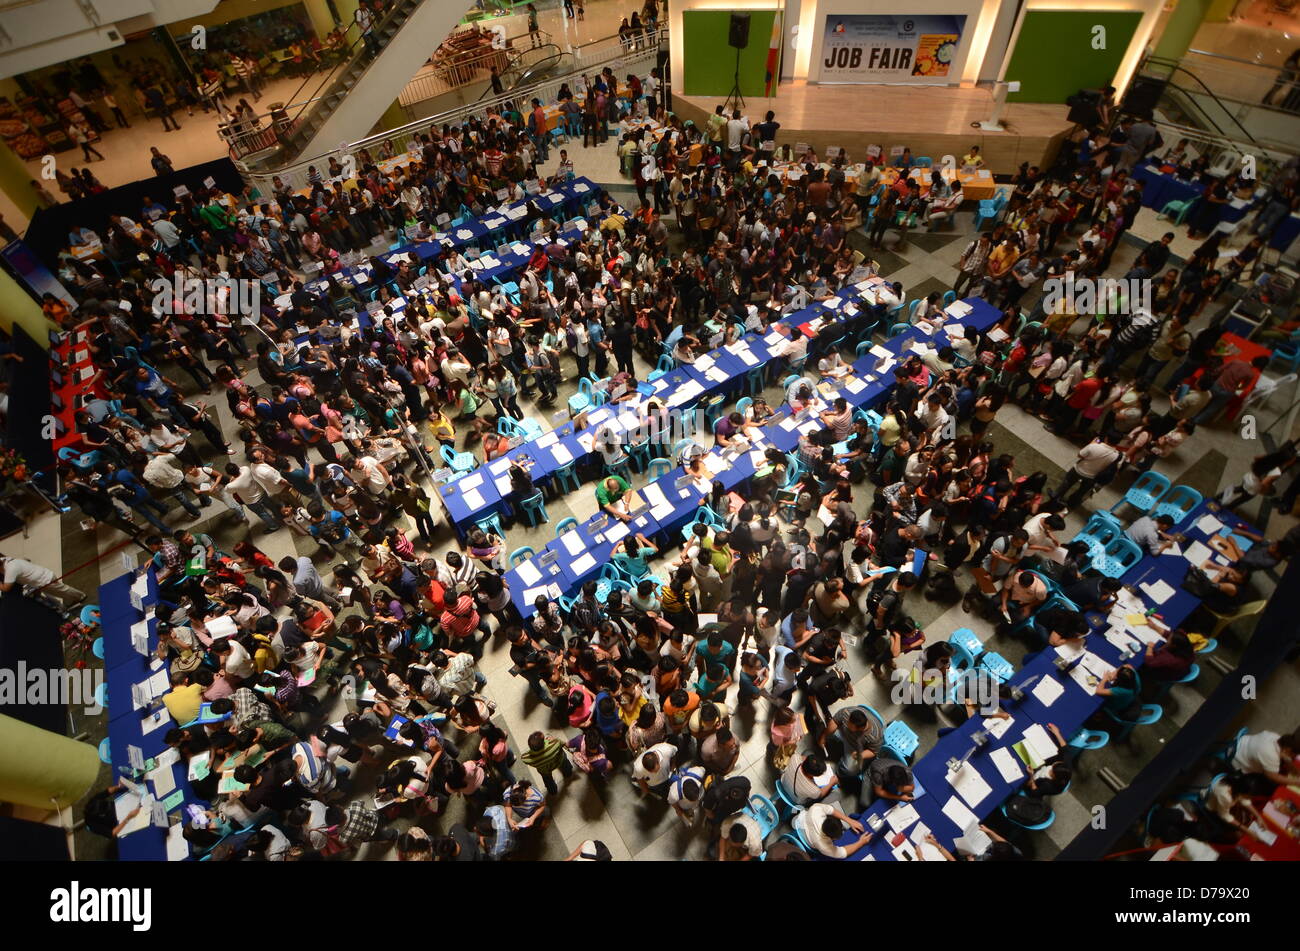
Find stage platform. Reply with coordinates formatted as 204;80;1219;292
672;82;1074;176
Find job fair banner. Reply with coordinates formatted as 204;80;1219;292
819;14;967;83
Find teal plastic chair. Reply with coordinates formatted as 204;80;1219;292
1094;535;1143;579
735;396;753;417
98;738;112;765
92;637;105;659
1075;511;1125;567
1104;703;1163;742
772;779;801;819
1151;485;1202;525
440;444;477;474
604;453;633;482
509;546;535;567
949;627;983;660
551;461;581;495
743;793;781;841
1068;729;1110;751
942;290;957;306
883;720;920;760
1000;792;1056;831
979;651;1015;683
701;395;726;431
646;457;672;481
474;512;506;538
744;366;767;396
627;434;653;473
888;322;910;338
855;340;874;359
1152;663;1200;699
568;377;596;417
518;491;549;527
1109;470;1170;517
555;517;579;536
1159;197;1198;225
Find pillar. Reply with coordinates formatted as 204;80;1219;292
0;266;54;342
1152;0;1213;63
302;0;340;40
378;99;409;133
0;715;100;811
0;139;37;222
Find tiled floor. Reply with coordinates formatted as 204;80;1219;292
30;91;1299;861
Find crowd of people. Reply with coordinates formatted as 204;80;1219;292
8;50;1298;862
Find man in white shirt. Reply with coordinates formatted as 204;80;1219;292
633;742;678;797
725;110;748;161
143;452;202;518
0;555;85;609
346;454;391;495
224;462;282;531
793;802;874;858
1231;730;1298;787
1055;437;1121;508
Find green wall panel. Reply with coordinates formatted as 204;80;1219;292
682;10;781;99
1004;10;1142;103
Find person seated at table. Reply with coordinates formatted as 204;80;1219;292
596;475;633;522
612;533;658;580
793;802;874;859
713;411;758;449
744;395;775;425
68;225;99;246
896;148;914;171
672;333;700;366
925;177;963;230
866;751;915;805
999;570;1047;625
961;145;984;169
1142;629;1197;685
1059;574;1121;614
817;349;851;380
1208;528;1295;576
1124;512;1179;555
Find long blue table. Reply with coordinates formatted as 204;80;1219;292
99;567;198;861
838;498;1255;861
504;295;1002;619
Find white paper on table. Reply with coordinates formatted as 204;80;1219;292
954;825;993;857
649;503;675;520
941;796;978;831
1105;627;1143;653
694;355;715;372
1161;542;1183;558
149;763;177;799
738;349;759;367
570;552;598;576
764;330;786;347
523;584;552;602
1139;579;1176;604
984;715;1015;739
145;668;169;698
910;821;932;846
1054;640;1086;664
141;708;172;735
1021;723;1059;764
946;763;993;808
560;530;586;556
641;483;668;508
918;841;947;861
115;792;143;821
1182;540;1211;568
1069;662;1102;693
166;822;190;860
459;472;484;490
460;488;485;510
605;521;631;544
885;802;920;832
869;345;892;359
551;444;574;465
990;747;1023;783
488;457;512;476
1031;676;1065;707
576;432;596;451
515;560;542;586
840;377;867;394
1195;514;1225;535
131;574;149;599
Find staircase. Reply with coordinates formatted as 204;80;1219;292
246;0;471;169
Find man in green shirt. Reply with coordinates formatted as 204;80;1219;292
706;105;726;145
596;475;632;522
521;731;573;794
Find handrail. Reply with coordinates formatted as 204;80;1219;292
1141;55;1258;145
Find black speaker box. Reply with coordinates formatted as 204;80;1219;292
728;13;751;49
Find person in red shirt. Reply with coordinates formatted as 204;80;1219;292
440;588;490;654
1050;370;1113;437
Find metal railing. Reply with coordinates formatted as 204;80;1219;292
221;0;424;161
237;28;668;194
397;31;555;107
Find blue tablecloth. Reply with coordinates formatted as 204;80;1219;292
99;568;198;861
837;499;1254;861
1132;162;1203;211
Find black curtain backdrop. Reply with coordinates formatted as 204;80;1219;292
0;593;67;736
1057;562;1299;859
24;157;246;271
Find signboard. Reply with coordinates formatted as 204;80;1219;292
818;15;967;84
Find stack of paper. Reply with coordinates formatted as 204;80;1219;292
1138;579;1176;604
946;762;993;807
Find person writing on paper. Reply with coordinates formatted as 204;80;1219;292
1125;513;1178;555
596;475;634;522
1231;730;1300;793
713;411;758;449
1143;629;1196;683
867;752;915;804
793;802;874;859
1000;570;1047;625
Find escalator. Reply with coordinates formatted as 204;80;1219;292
240;0;472;170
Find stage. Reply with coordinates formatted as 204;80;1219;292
671;81;1075;176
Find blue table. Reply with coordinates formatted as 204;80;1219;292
99;568;199;861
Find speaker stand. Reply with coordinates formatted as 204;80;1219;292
723;47;746;115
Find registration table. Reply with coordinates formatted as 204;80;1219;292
837;499;1256;861
99;566;197;861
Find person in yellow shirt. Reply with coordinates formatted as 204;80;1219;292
162;671;205;724
961;146;985;168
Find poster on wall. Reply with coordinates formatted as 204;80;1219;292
819;15;967;83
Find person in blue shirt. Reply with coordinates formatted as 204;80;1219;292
1096;665;1141;719
103;461;171;532
612;533;658;580
587;315;608;378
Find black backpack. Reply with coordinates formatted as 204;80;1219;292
1005;794;1052;826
